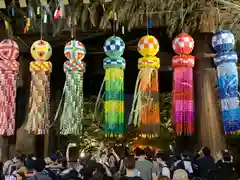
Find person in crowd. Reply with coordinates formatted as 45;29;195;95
135;148;154;180
192;147;215;179
207;150;239;180
3;152;25;176
21;155;51;180
157;176;169;180
44;153;64;180
89;163;113;180
119;155;142;180
155;153;170;179
172;169;189;180
174;153;193;176
107;148;120;177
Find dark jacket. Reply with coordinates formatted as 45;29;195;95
207;162;239;180
193;155;216;179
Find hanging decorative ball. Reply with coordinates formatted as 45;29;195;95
137;35;159;57
0;39;19;61
64;40;86;61
103;36;125;57
212;30;235;52
172;33;194;55
30;40;52;61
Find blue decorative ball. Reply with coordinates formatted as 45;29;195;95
103;36;125;57
212;30;235;52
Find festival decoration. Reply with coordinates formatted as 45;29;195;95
212;30;240;133
0;40;19;136
25;40;52;134
129;35;160;138
103;36;125;137
58;40;86;135
172;33;195;136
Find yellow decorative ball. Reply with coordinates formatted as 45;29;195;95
137;35;159;57
30;40;52;61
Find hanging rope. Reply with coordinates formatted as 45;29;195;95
0;39;19;136
25;40;52;135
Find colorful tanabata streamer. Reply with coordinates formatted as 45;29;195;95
26;40;52;135
57;40;86;135
212;30;240;133
129;35;160;138
103;36;125;137
0;40;19;136
172;33;195;136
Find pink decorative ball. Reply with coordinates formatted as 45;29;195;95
172;33;194;55
0;39;19;61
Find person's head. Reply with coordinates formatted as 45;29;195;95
108;153;117;164
49;153;58;162
158;176;170;180
222;150;232;162
25;156;37;171
59;157;68;168
173;169;189;180
135;148;145;157
155;153;167;165
13;153;25;169
124;155;136;170
202;147;211;157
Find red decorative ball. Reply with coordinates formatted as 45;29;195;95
0;39;19;61
172;33;194;55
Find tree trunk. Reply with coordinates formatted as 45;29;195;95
194;33;226;158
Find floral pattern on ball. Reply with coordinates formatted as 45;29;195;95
64;40;86;61
30;40;52;61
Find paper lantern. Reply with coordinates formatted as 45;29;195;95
0;39;19;136
102;36;125;137
64;40;86;61
30;40;52;61
212;30;240;133
57;40;86;135
129;35;160;138
26;40;52;134
172;33;195;136
172;33;194;55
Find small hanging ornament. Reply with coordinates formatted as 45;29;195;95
129;35;160;138
212;30;240;133
26;40;52;135
172;33;195;136
0;39;19;136
55;40;86;135
102;36;126;137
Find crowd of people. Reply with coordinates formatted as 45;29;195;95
0;144;239;180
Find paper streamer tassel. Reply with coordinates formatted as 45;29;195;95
212;30;240;133
129;35;160;138
0;40;19;136
26;40;52;135
56;40;86;135
103;36;125;137
172;33;195;136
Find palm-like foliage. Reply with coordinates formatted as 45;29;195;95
58;0;240;37
3;0;240;39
